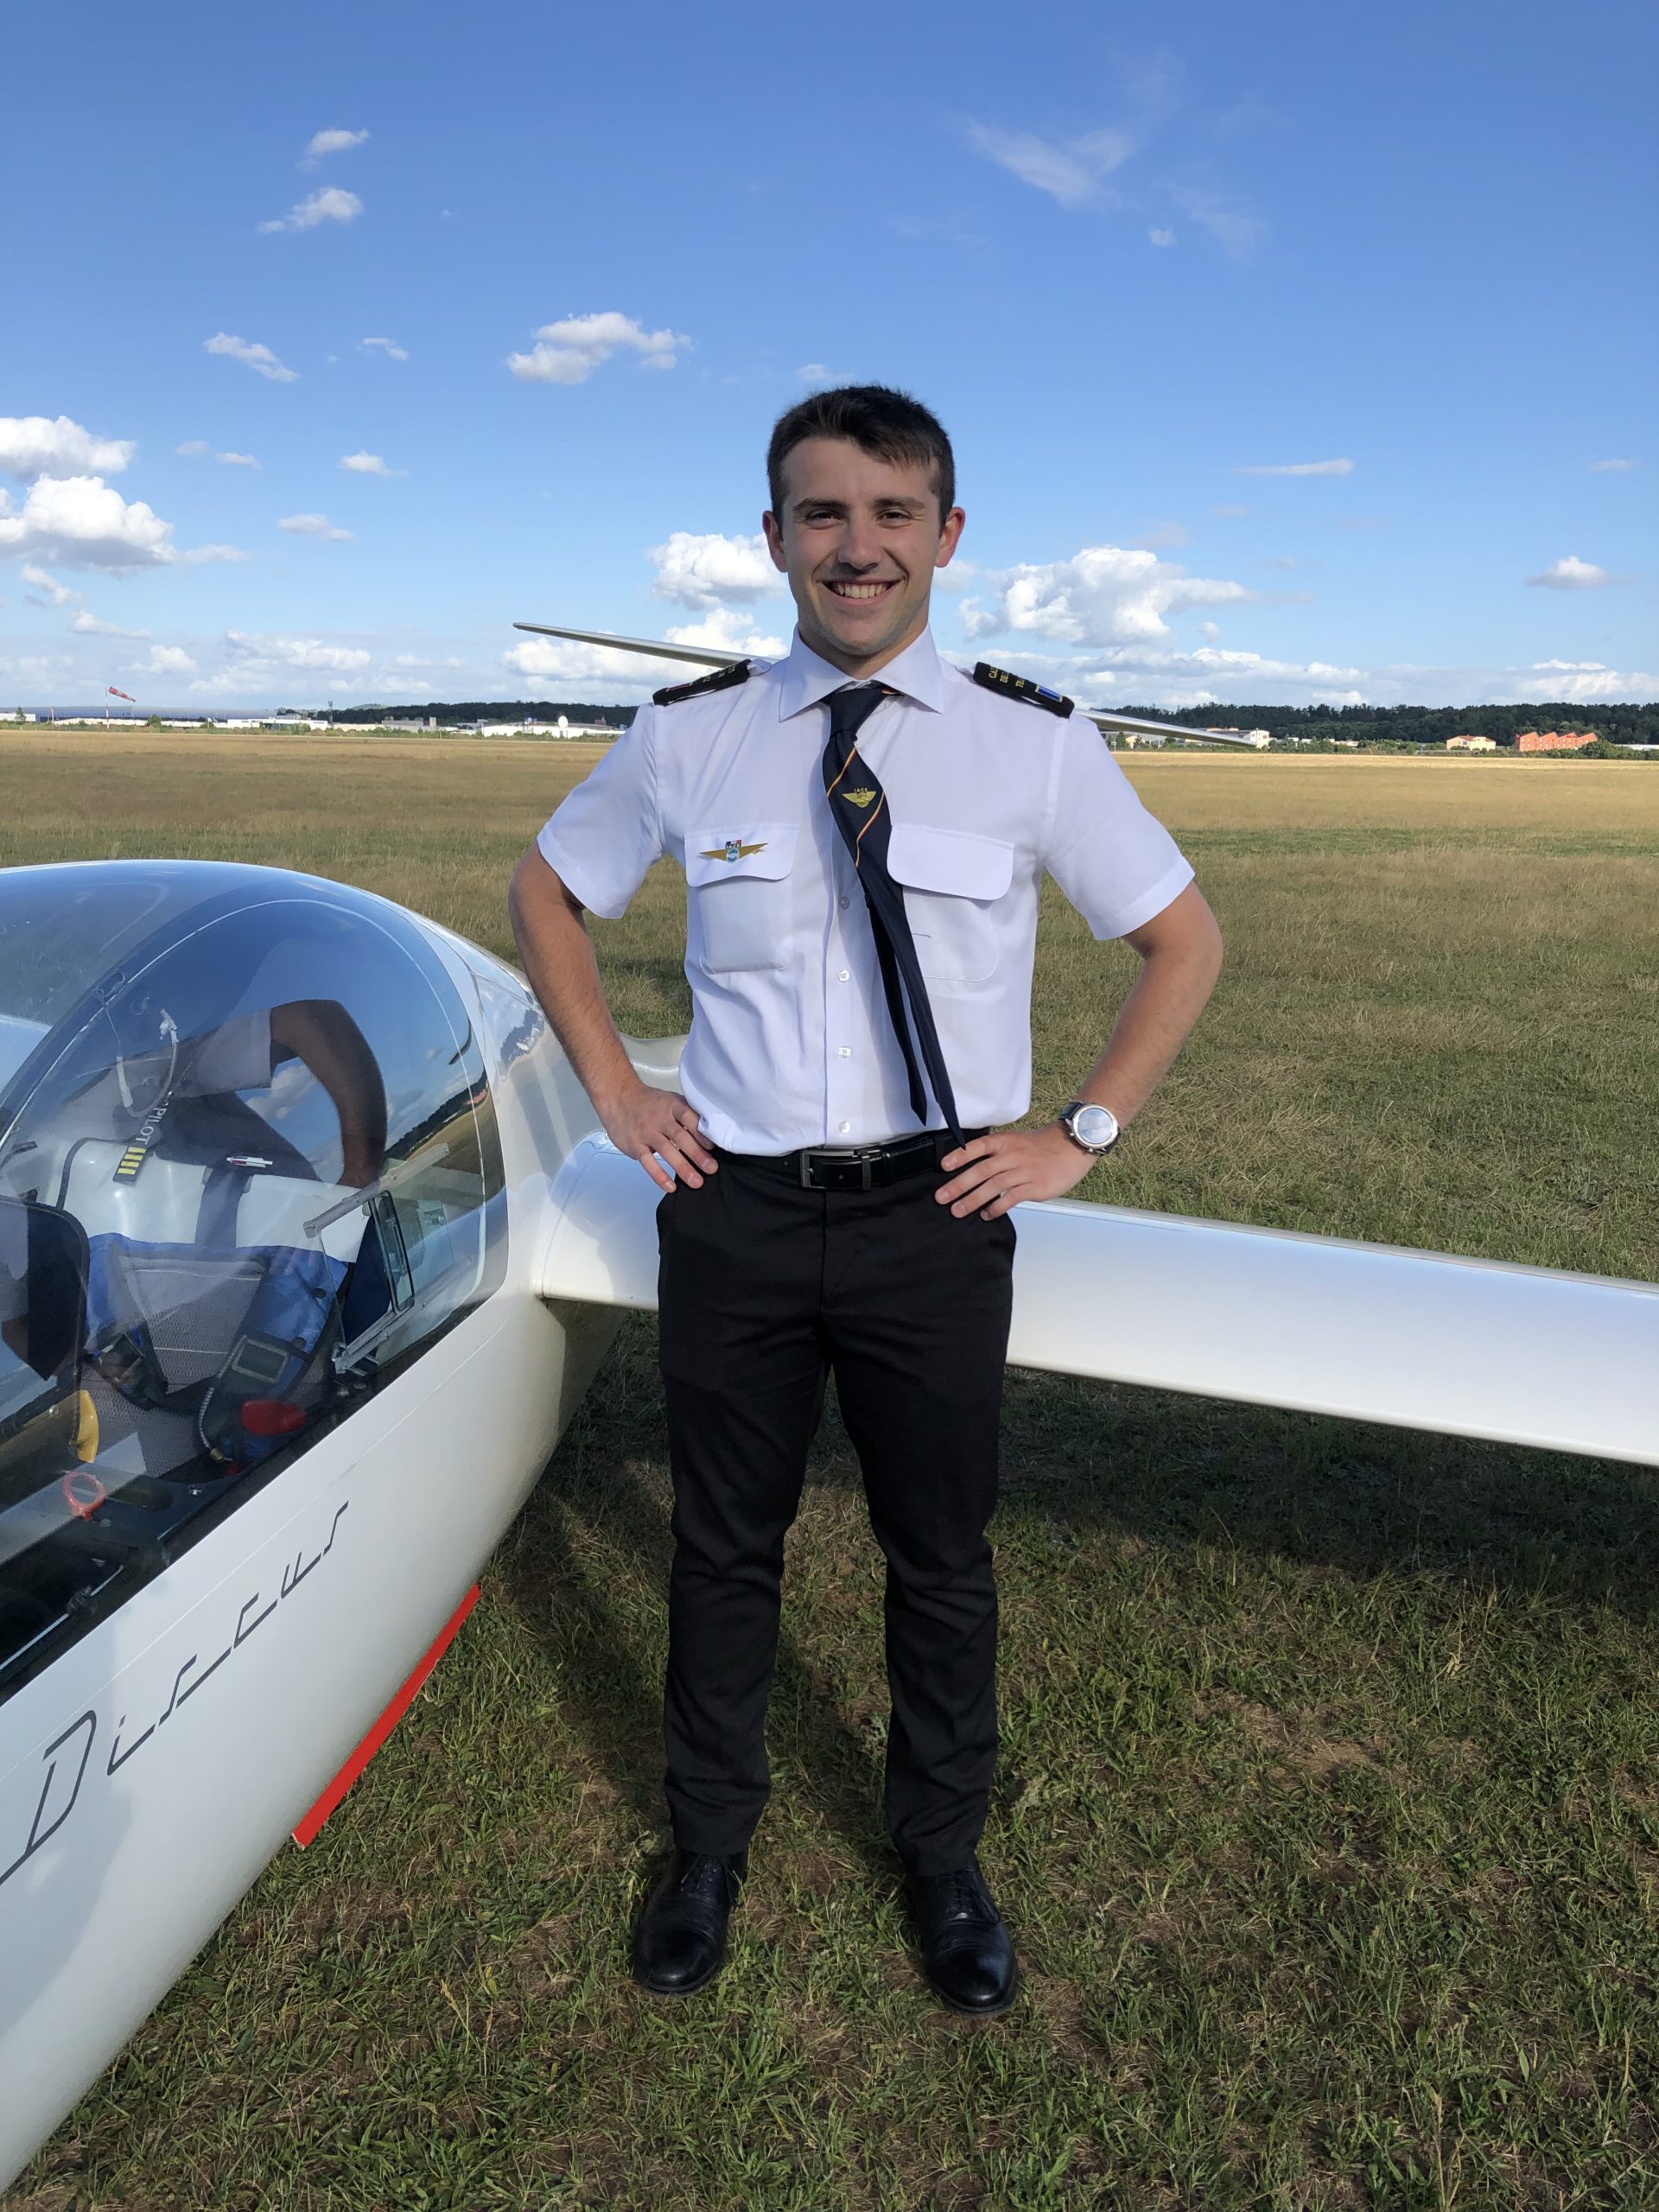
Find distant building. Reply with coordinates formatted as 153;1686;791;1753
1446;734;1497;752
0;709;37;723
473;714;617;738
1516;729;1596;753
1201;727;1272;747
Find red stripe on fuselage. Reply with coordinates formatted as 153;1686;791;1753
291;1583;480;1847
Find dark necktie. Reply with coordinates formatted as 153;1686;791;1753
821;683;963;1148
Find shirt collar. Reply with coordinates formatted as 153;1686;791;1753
775;625;946;720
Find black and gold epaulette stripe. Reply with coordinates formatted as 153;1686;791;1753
971;663;1074;717
652;660;752;708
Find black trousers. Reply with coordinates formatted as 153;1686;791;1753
655;1140;1016;1878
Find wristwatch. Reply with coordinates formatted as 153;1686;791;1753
1058;1099;1120;1156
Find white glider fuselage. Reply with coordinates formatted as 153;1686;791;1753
0;881;619;2190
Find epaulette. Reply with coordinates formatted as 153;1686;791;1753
652;660;751;709
971;662;1073;718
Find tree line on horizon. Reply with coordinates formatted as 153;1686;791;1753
321;696;1659;746
1116;701;1659;747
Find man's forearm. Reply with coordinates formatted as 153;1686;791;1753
1074;886;1224;1128
509;848;720;1192
508;850;640;1115
1075;944;1218;1125
270;1001;388;1184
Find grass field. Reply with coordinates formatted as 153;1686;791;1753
4;735;1658;2211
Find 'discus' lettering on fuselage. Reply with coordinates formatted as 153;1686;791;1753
0;1497;349;1888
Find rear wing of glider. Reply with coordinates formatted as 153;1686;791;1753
511;621;1265;747
538;1133;1659;1470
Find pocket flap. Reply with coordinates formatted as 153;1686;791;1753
887;824;1013;902
685;823;798;887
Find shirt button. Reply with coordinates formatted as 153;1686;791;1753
837;968;849;982
839;1121;851;1134
839;895;850;909
838;1046;851;1058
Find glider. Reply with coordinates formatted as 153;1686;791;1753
1;823;1654;2189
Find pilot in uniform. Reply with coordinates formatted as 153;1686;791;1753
506;385;1221;2025
515;383;1218;2015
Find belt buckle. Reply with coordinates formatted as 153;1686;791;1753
798;1148;874;1192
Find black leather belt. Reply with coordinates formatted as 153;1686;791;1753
722;1129;984;1193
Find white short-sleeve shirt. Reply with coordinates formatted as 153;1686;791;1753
537;626;1193;1154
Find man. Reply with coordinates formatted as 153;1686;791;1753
511;385;1222;2014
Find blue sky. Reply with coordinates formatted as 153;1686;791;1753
3;0;1653;711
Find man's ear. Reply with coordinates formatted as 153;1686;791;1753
934;505;967;569
761;510;788;571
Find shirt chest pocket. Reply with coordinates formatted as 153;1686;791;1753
887;824;1014;988
686;822;798;974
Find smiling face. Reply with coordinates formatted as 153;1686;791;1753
762;436;965;677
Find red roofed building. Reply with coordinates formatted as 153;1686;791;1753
1516;728;1597;753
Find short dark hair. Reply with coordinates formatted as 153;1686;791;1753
766;384;956;525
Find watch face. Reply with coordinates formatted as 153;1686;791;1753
1071;1104;1117;1150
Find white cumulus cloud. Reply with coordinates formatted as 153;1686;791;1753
227;631;371;674
1077;643;1369;706
359;336;408;360
175;439;210;457
216;450;260;468
664;609;787;657
278;513;353;540
1526;556;1612;589
73;611;149;638
502;634;671;689
1149;227;1175;247
339;451;404;477
259;187;363;235
187;631;373;696
206;333;298;383
302;127;369;165
0;415;136;480
959;543;1253;648
136;645;196;675
1236;458;1353;477
19;562;81;606
1522;660;1655;700
506;311;689;385
1587;458;1637;473
0;474;179;569
649;531;781;609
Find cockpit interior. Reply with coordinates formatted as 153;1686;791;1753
0;862;505;1705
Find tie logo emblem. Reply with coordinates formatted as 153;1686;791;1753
702;838;768;862
841;786;877;808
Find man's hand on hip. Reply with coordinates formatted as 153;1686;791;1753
602;1081;720;1192
936;1124;1096;1221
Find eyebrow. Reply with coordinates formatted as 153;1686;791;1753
791;495;930;517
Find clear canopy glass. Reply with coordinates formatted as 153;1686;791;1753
0;861;505;1702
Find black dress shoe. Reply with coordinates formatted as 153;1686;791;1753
908;1859;1020;2015
631;1848;746;1995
